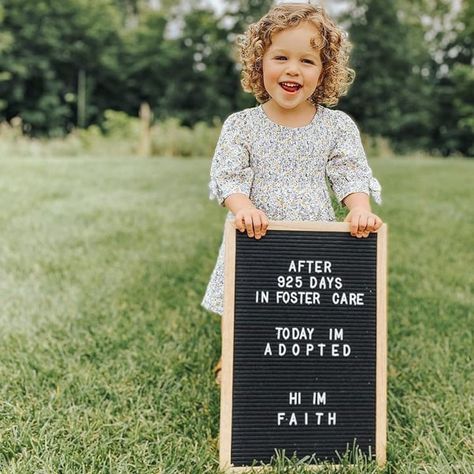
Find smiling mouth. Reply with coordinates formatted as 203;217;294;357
280;82;302;93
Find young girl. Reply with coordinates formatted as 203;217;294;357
202;3;383;383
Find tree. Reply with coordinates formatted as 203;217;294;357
431;0;474;156
156;7;240;125
0;5;14;116
119;8;169;117
340;0;436;152
0;0;122;135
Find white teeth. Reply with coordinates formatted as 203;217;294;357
281;82;300;87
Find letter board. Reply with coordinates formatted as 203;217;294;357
219;221;387;472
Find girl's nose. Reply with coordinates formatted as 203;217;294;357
285;61;301;76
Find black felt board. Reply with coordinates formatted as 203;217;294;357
230;229;377;466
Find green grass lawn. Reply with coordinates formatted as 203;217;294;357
0;156;472;473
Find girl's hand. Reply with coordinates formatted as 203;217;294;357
344;206;383;238
234;206;269;239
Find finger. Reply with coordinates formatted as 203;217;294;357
355;214;368;238
366;216;376;232
358;214;368;233
350;214;360;237
252;212;262;239
236;214;245;232
244;215;254;237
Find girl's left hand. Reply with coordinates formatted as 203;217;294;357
344;207;383;238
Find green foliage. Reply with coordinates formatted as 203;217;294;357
0;0;122;136
119;9;169;116
340;0;436;153
225;0;276;34
431;0;474;156
102;110;140;139
435;64;474;156
150;118;221;157
154;7;240;126
0;112;222;158
0;0;472;155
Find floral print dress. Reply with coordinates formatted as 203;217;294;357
202;104;382;316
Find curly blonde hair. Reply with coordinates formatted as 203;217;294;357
237;3;355;106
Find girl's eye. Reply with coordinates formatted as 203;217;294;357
274;56;287;60
302;59;315;64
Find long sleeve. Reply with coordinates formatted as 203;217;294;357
326;111;382;205
208;113;254;206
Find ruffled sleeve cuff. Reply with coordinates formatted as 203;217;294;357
208;174;253;207
369;177;382;205
334;176;383;206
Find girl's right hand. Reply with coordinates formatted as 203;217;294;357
234;207;269;239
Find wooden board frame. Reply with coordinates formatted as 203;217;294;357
219;221;388;473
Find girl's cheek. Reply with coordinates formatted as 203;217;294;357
263;72;277;92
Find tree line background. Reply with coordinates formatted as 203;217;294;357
0;0;472;156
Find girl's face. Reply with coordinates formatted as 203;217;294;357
262;22;323;112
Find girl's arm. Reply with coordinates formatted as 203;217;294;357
343;192;383;238
224;193;269;240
